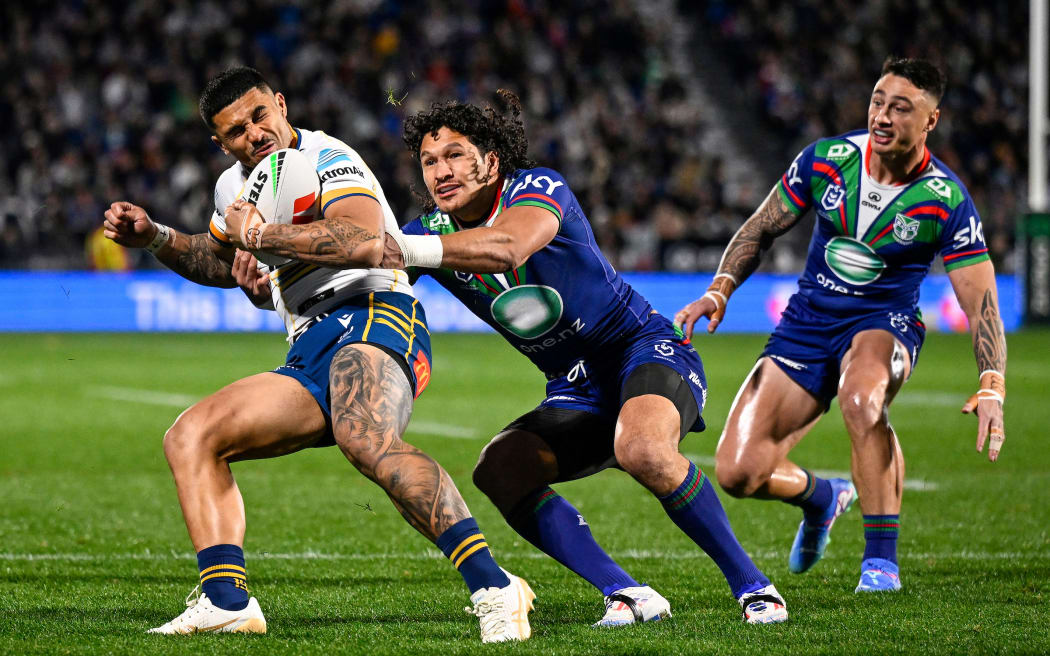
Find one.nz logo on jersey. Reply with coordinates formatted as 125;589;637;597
491;285;565;339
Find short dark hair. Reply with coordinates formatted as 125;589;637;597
199;66;272;129
403;90;535;212
880;56;947;105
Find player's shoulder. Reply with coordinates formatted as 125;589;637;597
213;161;247;206
297;128;366;167
506;166;570;196
810;129;867;161
916;154;972;207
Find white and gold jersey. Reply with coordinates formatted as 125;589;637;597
208;127;413;341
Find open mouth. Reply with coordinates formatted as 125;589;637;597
871;129;893;146
435;183;461;199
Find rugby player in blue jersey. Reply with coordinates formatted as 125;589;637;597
675;58;1008;592
385;91;788;625
103;67;533;641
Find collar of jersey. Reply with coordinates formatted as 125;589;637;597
450;176;511;230
864;134;932;187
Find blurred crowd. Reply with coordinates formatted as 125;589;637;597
0;0;1030;272
689;0;1030;271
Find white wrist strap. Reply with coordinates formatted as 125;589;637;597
714;272;739;285
702;290;727;310
401;234;444;269
976;389;1004;404
145;223;173;253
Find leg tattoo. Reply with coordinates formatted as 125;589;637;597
329;346;469;541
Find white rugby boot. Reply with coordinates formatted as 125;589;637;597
593;585;672;627
148;586;266;634
737;584;788;624
464;570;535;643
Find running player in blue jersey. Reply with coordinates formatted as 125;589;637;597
675;57;1008;592
385;91;787;625
103;67;532;642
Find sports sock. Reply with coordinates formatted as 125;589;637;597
784;469;834;522
862;514;899;564
197;544;249;611
660;461;769;598
506;487;639;596
435;517;510;594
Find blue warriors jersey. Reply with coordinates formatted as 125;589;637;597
777;130;989;315
401;167;655;375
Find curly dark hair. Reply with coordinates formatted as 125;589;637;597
403;89;535;212
199;66;271;130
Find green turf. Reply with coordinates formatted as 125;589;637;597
1;331;1048;654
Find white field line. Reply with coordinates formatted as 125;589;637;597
87;385;481;439
406;421;479;439
89;385;199;408
682;454;939;491
0;550;1045;562
894;391;966;407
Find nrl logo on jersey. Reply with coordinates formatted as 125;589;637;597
892;213;920;245
821;184;846;212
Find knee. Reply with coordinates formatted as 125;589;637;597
838;385;888;434
162;406;226;467
614;431;677;482
473;433;555;507
715;458;767;498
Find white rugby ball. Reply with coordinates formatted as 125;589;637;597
238;148;320;266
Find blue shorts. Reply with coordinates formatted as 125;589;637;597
539;313;708;433
274;291;432;425
761;293;925;404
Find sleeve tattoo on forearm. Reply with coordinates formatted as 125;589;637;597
171;234;235;285
261;221;379;266
719;189;801;281
974;289;1007;374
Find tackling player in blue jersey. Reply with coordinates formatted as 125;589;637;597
386;91;788;625
675;57;1008;593
103;67;532;642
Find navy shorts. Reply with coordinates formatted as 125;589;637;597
274;291;432;425
761;293;925;404
538;313;707;433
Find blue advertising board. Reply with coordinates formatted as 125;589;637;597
0;271;1021;334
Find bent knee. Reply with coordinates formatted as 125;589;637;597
614;434;677;481
715;461;768;498
162;406;228;464
473;432;555;505
838;387;889;432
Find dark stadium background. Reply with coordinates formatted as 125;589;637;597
0;0;1029;275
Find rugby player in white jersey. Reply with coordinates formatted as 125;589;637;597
102;67;533;642
675;57;1007;592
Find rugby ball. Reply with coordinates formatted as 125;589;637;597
238;148;320;265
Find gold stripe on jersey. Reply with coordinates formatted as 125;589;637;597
373;303;412;331
209;221;233;244
373;317;410;342
362;292;375;340
321;186;377;208
272;263;320;291
405;300;419;358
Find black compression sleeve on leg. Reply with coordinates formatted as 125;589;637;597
621;363;699;439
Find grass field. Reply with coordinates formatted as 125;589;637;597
1;330;1049;655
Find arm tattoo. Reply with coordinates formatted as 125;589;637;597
329;346;469;541
158;233;235;287
259;221;379;267
718;188;802;282
974;289;1007;375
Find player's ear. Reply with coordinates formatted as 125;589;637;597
485;150;500;179
274;92;288;118
925;107;940;133
211;134;230;156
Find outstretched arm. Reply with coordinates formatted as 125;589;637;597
949;260;1007;461
386;205;560;273
674;186;803;338
223;195;384;268
103;201;237;287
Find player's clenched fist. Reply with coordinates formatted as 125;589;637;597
103;201;157;249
